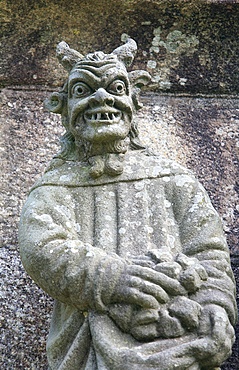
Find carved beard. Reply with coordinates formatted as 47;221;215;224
76;136;130;178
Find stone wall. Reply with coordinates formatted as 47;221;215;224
0;0;238;368
1;0;239;94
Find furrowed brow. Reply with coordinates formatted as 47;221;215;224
68;70;100;91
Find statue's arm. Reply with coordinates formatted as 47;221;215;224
19;185;104;310
174;177;237;365
176;179;237;325
19;185;170;312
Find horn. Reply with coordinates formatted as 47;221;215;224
112;37;137;67
56;41;84;71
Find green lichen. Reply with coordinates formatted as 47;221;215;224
147;27;199;90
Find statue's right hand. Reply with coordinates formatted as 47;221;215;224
111;265;171;309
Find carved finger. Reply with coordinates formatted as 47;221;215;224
119;287;160;309
130;255;153;261
129;276;169;303
194;264;208;280
130;265;186;296
131;308;158;327
130;258;155;268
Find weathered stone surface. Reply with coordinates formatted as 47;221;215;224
1;0;239;94
12;38;237;369
1;3;239;366
0;86;238;368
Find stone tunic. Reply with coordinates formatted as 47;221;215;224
19;150;237;370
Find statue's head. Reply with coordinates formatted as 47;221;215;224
45;38;151;177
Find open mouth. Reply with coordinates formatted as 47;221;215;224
84;110;122;124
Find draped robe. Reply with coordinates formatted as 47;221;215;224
19;150;237;370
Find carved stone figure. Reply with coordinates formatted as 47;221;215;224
19;38;237;370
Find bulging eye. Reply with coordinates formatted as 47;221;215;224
71;82;91;98
107;80;126;95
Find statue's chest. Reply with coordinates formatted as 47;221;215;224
72;178;181;257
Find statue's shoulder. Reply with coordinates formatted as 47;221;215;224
127;149;193;177
30;150;195;191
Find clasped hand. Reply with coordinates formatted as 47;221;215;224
108;252;208;341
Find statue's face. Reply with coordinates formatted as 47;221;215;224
67;62;133;143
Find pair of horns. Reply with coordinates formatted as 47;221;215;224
56;38;137;71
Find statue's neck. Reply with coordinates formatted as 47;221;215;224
76;137;130;178
79;137;130;158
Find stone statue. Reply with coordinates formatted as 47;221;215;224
19;38;237;370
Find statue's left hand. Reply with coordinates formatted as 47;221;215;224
192;304;235;367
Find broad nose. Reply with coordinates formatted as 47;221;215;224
88;88;114;107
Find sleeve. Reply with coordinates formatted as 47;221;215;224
19;185;126;312
172;174;237;326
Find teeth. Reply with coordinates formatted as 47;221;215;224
86;112;120;121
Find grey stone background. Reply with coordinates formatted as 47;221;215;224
0;0;238;368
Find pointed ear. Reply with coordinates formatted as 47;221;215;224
128;70;151;89
44;91;66;114
128;70;151;110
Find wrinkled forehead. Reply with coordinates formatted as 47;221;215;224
68;59;129;89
